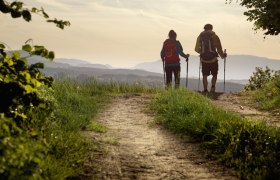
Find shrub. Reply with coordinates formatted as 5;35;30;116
245;66;280;91
0;50;55;178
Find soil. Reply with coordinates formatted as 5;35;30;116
82;93;242;180
209;92;280;127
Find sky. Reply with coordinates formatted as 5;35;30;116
1;0;280;68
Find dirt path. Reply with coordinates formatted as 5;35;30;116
84;94;237;180
210;93;280;127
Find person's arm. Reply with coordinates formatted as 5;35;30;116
194;36;201;54
176;41;189;59
160;46;165;61
213;35;226;59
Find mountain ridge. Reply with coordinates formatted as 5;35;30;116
134;55;280;80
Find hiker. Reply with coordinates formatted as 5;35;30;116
195;24;227;93
161;30;190;89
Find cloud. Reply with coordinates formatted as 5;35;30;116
2;0;279;68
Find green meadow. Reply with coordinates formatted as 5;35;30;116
1;76;279;179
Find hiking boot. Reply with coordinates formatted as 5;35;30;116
202;89;208;94
210;86;215;93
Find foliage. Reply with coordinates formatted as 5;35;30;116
0;50;54;127
0;115;46;179
0;0;70;29
243;76;280;112
227;0;280;35
0;0;72;178
211;119;280;179
150;89;280;179
243;66;280;112
0;45;56;178
244;66;280;91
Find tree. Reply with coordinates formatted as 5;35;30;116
227;0;280;35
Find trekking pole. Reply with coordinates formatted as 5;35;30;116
223;49;227;93
186;57;189;88
162;60;166;87
198;57;201;91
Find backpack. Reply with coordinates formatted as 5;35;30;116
163;39;180;64
200;32;218;60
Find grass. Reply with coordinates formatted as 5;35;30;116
150;88;280;179
241;77;280;113
41;78;159;179
7;75;278;179
49;78;279;179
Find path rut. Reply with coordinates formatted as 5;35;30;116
85;94;237;180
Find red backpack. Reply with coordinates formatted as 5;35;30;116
163;39;180;64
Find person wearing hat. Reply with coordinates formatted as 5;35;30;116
160;30;190;89
195;24;227;93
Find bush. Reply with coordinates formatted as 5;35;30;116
0;50;54;178
0;115;46;179
209;120;280;179
245;66;280;91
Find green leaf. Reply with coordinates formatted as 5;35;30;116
12;51;21;59
42;11;49;18
23;84;36;94
34;46;44;51
22;10;31;22
10;2;23;10
30;63;44;69
11;9;22;18
0;4;11;14
31;7;38;13
48;51;55;61
22;44;32;52
0;44;5;49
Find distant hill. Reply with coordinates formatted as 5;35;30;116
7;50;245;92
55;58;112;69
134;55;280;80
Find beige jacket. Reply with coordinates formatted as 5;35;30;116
195;30;225;63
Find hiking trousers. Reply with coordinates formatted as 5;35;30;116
165;65;180;88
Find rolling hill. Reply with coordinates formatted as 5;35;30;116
134;55;280;80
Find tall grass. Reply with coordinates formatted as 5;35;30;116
150;89;280;179
242;77;280;112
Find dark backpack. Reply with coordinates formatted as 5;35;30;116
200;32;218;60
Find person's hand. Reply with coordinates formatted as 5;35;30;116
186;54;190;61
224;53;227;58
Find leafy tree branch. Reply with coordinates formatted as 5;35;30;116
0;0;70;29
226;0;280;35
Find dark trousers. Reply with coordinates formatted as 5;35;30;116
165;65;180;88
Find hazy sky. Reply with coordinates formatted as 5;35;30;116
1;0;280;68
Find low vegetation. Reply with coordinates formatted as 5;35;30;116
0;56;157;179
243;67;280;112
1;53;279;180
150;67;280;179
150;89;279;179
